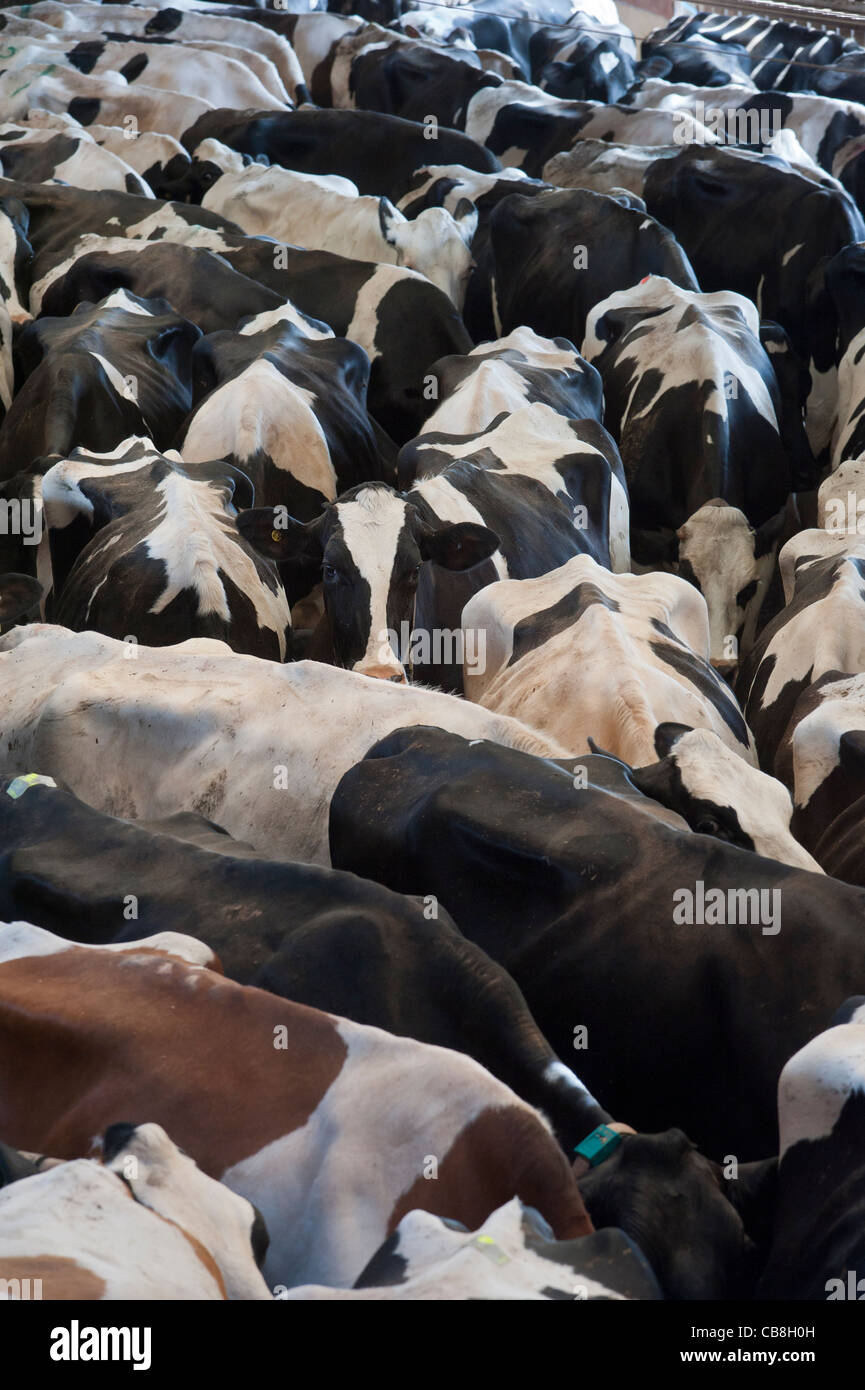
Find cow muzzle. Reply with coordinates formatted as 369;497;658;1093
356;663;408;684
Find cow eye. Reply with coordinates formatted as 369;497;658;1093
695;816;721;837
323;563;339;583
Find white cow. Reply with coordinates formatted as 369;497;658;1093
462;553;759;766
0;626;565;863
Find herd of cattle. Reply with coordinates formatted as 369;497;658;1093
0;0;865;1305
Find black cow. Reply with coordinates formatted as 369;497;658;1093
330;725;865;1160
486;187;698;349
0;287;201;477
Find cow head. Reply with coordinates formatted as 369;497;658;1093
0;573;42;632
676;499;787;671
577;1128;761;1299
621;723;822;871
153;152;223;204
237;484;498;681
101;1121;270;1298
379;199;478;308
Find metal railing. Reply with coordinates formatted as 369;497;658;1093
684;0;865;44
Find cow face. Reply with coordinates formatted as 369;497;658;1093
627;724;822;871
379;199;478;308
238;486;498;681
577;1129;758;1299
154;152;223;204
101;1122;270;1299
676;500;787;670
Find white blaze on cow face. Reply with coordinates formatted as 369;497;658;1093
778;1018;865;1157
334;488;413;682
676;501;778;668
660;728;823;871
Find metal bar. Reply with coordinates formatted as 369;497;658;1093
694;0;865;45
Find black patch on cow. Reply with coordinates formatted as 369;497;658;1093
120;53;149;84
736;579;758;608
509;581;620;667
66;41;103;75
67;97;101;127
353;1233;409;1288
145;9;183;34
629;750;756;851
650;620;751;747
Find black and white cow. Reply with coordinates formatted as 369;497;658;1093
0;299;196;479
0;60;216;142
179;106;501;202
581;278;811;560
756;1001;865;1299
825;241;865;469
285;1200;661;1300
0;119;153;196
399;327;604;456
738;528;865;773
238;482;498;682
0;26;289;112
641;145;865;454
8;287;199;463
181;316;393;528
0;176;476;444
670;498;793;672
239;398;629;684
40;437;292;659
0;193;33;326
38;1;308;104
460;552;766;772
779;671;865;883
397;163;550;342
183;137;478;308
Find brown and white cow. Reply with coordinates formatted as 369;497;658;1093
0;923;593;1290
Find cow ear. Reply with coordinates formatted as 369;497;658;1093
417;521;499;571
451;197;478;246
723;1157;777;1254
236;507;323;564
753;503;788;558
0;574;41;625
626;756;678;807
653;722;692;759
378;198;402;246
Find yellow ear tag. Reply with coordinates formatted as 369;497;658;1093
7;773;57;799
